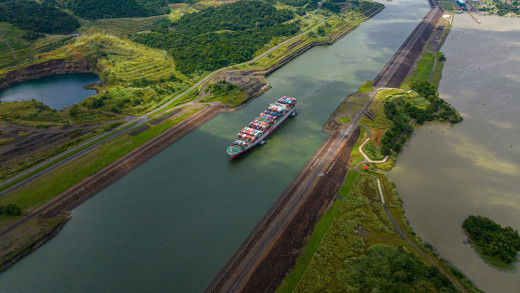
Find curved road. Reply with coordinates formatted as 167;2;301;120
355;123;467;293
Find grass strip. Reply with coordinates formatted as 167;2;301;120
276;171;359;293
0;122;136;193
0;108;200;211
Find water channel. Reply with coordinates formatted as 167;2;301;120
389;14;520;293
0;73;100;110
0;1;430;291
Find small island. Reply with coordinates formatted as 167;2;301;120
462;215;520;267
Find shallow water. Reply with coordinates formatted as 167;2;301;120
0;73;100;110
389;14;520;293
0;1;431;292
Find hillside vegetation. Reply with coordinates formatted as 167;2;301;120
463;215;520;266
57;0;170;19
0;100;68;127
131;1;299;74
0;1;80;34
359;82;462;159
279;173;458;292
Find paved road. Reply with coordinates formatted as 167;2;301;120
0;16;326;193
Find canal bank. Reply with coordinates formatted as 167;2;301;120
389;14;520;293
0;0;431;292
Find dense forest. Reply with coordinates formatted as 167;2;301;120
463;215;520;265
379;81;462;155
339;245;458;292
131;1;299;74
0;0;79;34
56;0;170;19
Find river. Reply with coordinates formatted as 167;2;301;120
0;73;100;110
0;1;430;292
389;14;520;293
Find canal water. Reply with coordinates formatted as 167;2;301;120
389;14;520;293
0;1;430;292
0;73;100;110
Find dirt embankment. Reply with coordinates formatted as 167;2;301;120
212;5;384;102
242;128;359;292
0;56;100;91
0;105;223;272
208;127;360;292
372;7;444;87
40;105;223;218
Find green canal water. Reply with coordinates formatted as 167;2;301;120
389;14;520;293
0;73;100;110
0;1;430;292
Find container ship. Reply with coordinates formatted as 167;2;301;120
227;96;297;160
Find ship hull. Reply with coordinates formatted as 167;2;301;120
228;107;295;160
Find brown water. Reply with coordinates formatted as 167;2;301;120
389;14;520;292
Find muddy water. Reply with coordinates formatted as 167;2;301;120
390;14;520;293
0;1;431;292
0;73;100;109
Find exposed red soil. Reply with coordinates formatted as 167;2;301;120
376;129;384;146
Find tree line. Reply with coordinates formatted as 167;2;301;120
0;0;79;34
379;81;462;155
463;215;520;265
0;204;21;216
55;0;170;20
131;1;299;74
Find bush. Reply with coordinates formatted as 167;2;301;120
0;1;80;34
463;215;520;264
0;204;22;216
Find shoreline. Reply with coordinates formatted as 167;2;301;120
0;5;384;273
205;0;477;291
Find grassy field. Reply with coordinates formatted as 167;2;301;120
277;127;481;292
79;15;168;37
276;171;359;293
402;51;436;87
430;52;445;88
0;106;203;217
0;215;66;265
0;122;124;184
359;89;431;161
0;100;68;127
439;1;460;11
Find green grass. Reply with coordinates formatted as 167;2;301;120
277;171;359;293
68;105;119;123
338;116;349;124
200;87;249;107
362;139;385;161
0;100;68;127
276;200;341;293
430;52;445;88
0;107;202;211
439;1;459;11
412;52;436;82
0;137;13;146
358;81;374;93
0;122;127;191
79;15;168;37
